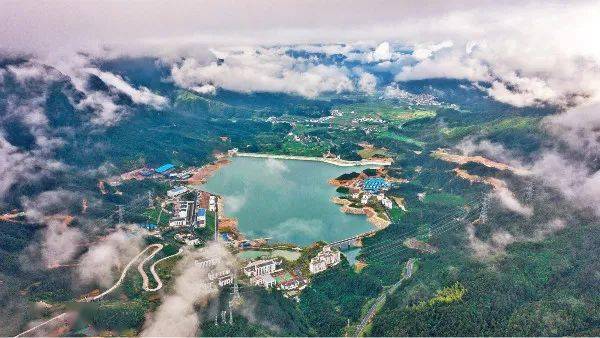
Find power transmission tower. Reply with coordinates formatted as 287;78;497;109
480;194;491;224
229;303;233;325
232;272;241;303
148;191;154;208
525;182;534;202
214;313;218;326
221;310;227;324
117;204;124;224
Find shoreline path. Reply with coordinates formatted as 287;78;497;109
236;152;392;167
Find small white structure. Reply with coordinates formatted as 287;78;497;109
196;258;218;268
218;274;233;287
168;186;188;198
169;218;186;227
361;193;371;205
243;259;280;277
208;268;231;281
209;195;216;212
309;246;341;274
227;148;239;156
382;197;393;209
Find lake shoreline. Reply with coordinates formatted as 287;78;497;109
201;156;378;246
236;152;393;167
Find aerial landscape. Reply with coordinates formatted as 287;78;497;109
1;0;599;336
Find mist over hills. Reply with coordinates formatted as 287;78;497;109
1;1;600;336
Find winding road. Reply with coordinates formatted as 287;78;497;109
18;244;183;336
355;258;416;336
139;247;183;292
83;244;163;302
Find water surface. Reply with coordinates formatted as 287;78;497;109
202;157;373;245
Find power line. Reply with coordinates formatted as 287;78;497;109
363;207;481;264
360;207;476;256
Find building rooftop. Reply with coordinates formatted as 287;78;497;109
139;223;157;230
169;186;188;193
196;208;206;216
155;163;175;173
363;177;390;192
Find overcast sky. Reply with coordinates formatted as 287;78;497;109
1;0;598;57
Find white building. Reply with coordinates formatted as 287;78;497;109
218;274;233;287
209;195;216;212
361;193;371;205
382;197;393;209
309;246;341;274
196;258;218;269
167;186;188;198
195;258;233;288
251;274;276;289
208;268;231;281
169;218;186;227
243;259;281;277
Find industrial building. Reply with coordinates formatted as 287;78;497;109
167;186;188;198
362;177;391;193
155;163;175;174
169;200;196;227
243;258;281;277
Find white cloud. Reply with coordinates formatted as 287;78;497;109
357;71;377;94
265;158;289;174
170;47;354;98
224;193;247;213
412;40;453;60
41;53;167;126
141;242;237;336
494;186;533;217
77;229;145;288
87;68;168;108
0;135;65;198
191;84;216;95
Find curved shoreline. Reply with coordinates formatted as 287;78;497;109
236;152;392;167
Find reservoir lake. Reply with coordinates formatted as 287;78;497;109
201;156;374;245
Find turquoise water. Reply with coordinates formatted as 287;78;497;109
342;248;361;265
201;156;373;245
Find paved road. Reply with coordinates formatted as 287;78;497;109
15;312;75;337
355;258;416;336
83;244;162;302
141;247;183;292
138;244;163;291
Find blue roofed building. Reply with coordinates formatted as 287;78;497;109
155;163;175;174
139;223;158;230
362;177;391;193
195;208;207;228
